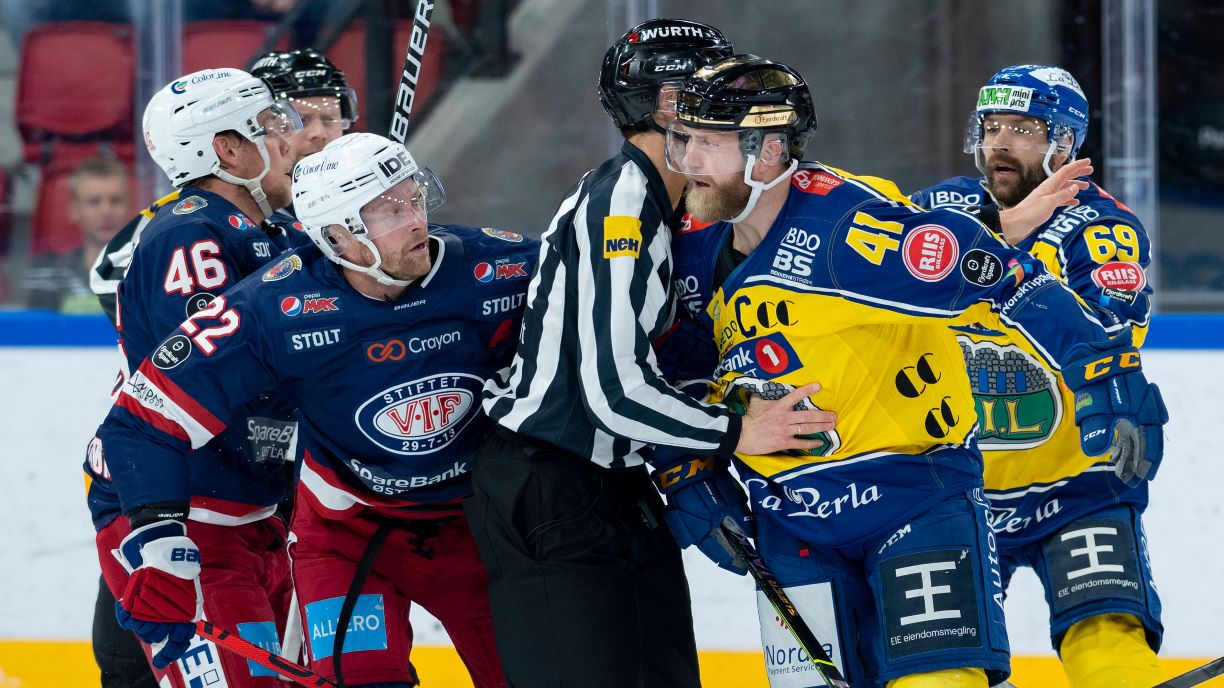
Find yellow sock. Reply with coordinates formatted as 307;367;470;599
887;666;988;688
1060;613;1162;688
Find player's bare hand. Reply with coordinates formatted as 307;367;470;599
735;382;837;456
999;157;1093;244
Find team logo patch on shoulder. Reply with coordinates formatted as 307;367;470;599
263;255;302;282
172;195;207;215
228;214;257;231
603;216;643;258
959;249;1003;287
481;227;523;243
791;169;844;195
1090;262;1146;291
903;225;958;281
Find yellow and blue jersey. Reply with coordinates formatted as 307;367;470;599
661;163;1112;546
912;176;1153;543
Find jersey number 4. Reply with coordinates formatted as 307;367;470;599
844;211;903;265
164;241;229;295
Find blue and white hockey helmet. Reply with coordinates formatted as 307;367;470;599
964;65;1089;176
292;132;445;286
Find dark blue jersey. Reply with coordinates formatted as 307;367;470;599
92;225;538;521
85;189;306;529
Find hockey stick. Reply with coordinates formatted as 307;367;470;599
1153;656;1224;688
195;620;339;687
388;0;436;144
719;518;850;688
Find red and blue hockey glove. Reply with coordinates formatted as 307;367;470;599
113;520;203;668
1063;332;1169;488
652;457;755;575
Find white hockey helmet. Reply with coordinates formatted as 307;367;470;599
143;68;303;217
292;132;445;286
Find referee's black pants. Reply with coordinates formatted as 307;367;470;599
463;426;702;688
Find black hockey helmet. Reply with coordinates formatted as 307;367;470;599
673;54;817;160
598;18;734;131
250;48;358;123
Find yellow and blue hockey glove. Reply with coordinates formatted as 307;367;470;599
652;457;755;575
1063;332;1168;488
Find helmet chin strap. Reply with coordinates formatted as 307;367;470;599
337;236;414;288
727;156;797;224
215;140;275;219
1040;140;1070;178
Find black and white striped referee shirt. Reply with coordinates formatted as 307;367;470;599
483;142;741;468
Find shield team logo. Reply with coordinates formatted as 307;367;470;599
474;262;495;283
263;255;302;282
481;228;523;243
172;195;208;215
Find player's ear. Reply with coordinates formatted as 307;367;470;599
759;134;787;165
211;131;244;171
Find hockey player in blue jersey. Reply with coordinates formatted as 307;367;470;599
86;54;359;688
911;65;1165;688
83;67;306;688
90;132;535;687
653;56;1166;688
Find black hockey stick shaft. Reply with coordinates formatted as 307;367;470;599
1153;656;1224;688
195;620;339;687
719;519;850;688
388;0;435;144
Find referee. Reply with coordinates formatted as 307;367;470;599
465;19;834;688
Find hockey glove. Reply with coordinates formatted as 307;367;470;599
113;520;203;668
652;457;755;575
1063;332;1169;488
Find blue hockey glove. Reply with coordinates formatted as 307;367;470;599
652;457;755;575
113;520;202;668
1063;333;1169;488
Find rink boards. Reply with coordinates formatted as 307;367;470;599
0;314;1220;686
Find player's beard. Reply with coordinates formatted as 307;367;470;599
685;175;752;223
378;235;432;281
985;152;1046;208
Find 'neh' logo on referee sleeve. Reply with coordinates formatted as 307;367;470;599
603;216;643;258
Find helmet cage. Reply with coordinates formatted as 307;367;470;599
965;65;1089;177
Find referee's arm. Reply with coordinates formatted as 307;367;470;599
572;165;740;456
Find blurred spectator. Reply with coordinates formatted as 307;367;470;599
20;156;129;312
3;0;300;50
1;0;125;49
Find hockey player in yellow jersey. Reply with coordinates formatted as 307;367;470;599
911;65;1166;688
650;56;1167;688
